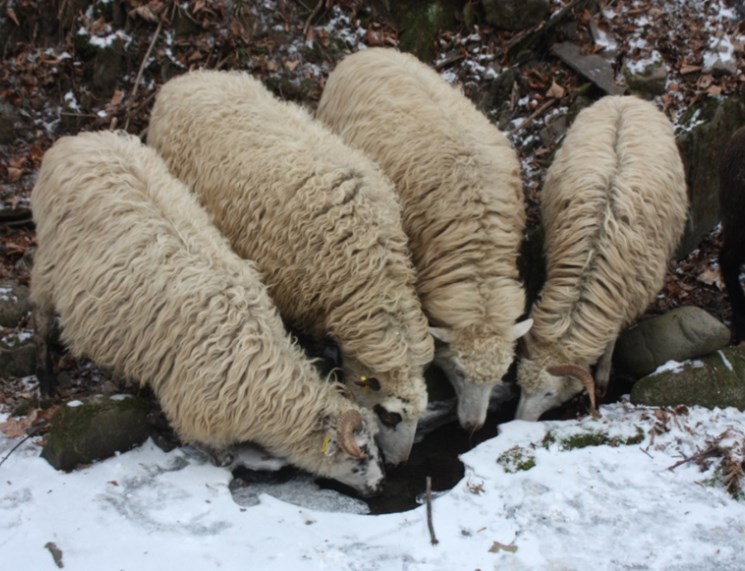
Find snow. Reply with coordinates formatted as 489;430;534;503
2;403;744;570
719;350;734;371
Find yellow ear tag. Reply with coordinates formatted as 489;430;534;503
321;434;331;453
360;375;370;395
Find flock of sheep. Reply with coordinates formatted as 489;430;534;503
32;47;741;497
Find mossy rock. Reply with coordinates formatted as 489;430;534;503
0;282;31;328
41;396;157;472
391;0;462;62
630;346;745;410
0;341;36;379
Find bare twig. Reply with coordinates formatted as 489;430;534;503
426;476;439;546
666;445;720;471
0;423;47;469
509;98;556;136
302;0;324;38
124;19;163;132
434;52;466;71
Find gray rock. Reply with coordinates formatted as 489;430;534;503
615;306;731;377
0;282;31;327
0;100;24;145
482;0;550;30
0;341;36;379
41;396;157;472
623;61;669;98
551;42;625;95
676;95;745;256
710;58;738;76
630;345;745;410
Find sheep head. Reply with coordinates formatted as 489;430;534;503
430;319;532;433
515;355;598;421
316;408;385;497
340;356;428;467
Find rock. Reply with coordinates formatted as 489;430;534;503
630;345;745;410
540;114;568;147
389;0;461;62
0;99;25;145
0;341;36;379
615;307;731;377
551;42;625;95
0;282;31;327
482;0;549;31
41;396;157;472
623;60;669;99
676;95;745;256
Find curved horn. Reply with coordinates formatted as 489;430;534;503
338;410;366;459
546;364;599;418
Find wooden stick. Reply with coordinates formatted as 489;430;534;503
124;19;162;132
426;476;439;546
508;98;556;136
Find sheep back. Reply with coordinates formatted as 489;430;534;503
528;96;687;368
30;130;384;491
317;48;526;338
148;70;434;464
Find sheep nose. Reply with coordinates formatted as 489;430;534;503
460;419;485;435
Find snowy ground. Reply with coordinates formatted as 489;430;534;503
1;402;744;570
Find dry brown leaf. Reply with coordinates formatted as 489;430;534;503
110;89;123;107
697;267;723;290
285;60;300;71
489;541;518;553
546;79;565;99
680;64;702;75
6;7;19;26
7;166;22;182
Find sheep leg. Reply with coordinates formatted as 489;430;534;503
32;300;58;396
197;443;235;467
719;244;745;343
595;338;616;398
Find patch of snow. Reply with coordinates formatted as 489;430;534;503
719;350;734;371
66;400;84;408
108;394;131;401
0;287;16;302
1;330;33;346
1;404;744;569
624;49;663;75
63;91;81;112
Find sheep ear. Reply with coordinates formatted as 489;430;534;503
509;318;533;341
429;326;454;343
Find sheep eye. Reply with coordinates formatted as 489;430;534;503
374;404;402;428
356;376;381;391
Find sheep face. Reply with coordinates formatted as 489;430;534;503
314;408;386;497
514;358;584;421
341;357;427;467
430;320;532;432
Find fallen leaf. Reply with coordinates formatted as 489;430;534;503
697;267;723;290
546;79;565;99
285;60;299;71
489;540;518;553
6;7;19;26
7;166;22;182
109;89;123;107
680;64;702;75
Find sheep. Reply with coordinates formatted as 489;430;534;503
315;48;532;433
30;130;385;496
514;95;688;421
719;126;745;344
147;70;434;466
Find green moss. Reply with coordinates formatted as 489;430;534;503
706;465;745;502
12;396;57;417
559;427;646;450
541;431;557;449
497;445;537;473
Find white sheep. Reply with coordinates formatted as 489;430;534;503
515;95;688;420
30;130;385;496
316;48;532;433
148;70;434;465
